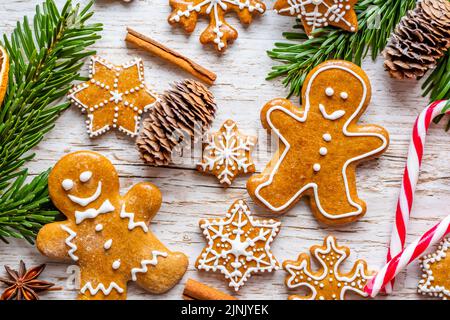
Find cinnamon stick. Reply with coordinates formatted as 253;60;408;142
183;278;237;300
125;28;217;85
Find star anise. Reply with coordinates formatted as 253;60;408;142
0;260;58;300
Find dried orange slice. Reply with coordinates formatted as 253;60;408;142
0;45;9;105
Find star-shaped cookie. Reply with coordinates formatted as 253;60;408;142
68;56;158;138
197;120;256;186
196;200;281;291
274;0;358;37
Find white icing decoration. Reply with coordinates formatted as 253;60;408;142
170;0;264;51
325;87;334;97
197;200;280;291
95;224;103;232
120;204;149;232
319;147;328;156
62;179;74;191
198;121;255;185
67;56;158;138
276;0;357;34
285;236;372;300
112;259;121;270
319;104;346;120
68;181;102;207
418;238;450;299
80;282;124;296
254;64;389;219
323;133;332;142
313;163;321;172
75;200;115;224
79;171;92;183
340;92;349;100
104;239;113;250
61;225;79;261
131;251;168;281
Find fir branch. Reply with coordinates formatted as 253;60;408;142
0;0;102;243
267;0;417;97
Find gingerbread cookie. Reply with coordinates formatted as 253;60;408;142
36;151;188;300
418;238;450;299
197;120;256;186
168;0;266;51
247;60;389;225
284;236;373;300
68;56;158;138
274;0;358;37
196;200;280;291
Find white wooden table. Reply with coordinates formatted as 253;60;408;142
0;0;448;300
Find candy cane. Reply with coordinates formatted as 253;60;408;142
368;100;449;296
365;215;450;297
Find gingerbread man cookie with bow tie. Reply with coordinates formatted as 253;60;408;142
247;60;389;225
36;151;188;300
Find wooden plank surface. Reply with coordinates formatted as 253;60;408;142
0;0;448;300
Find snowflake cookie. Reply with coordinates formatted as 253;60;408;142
168;0;266;51
247;60;389;225
36;151;188;300
196;200;281;291
274;0;358;37
68;56;158;138
197;119;256;186
418;238;450;300
284;236;373;300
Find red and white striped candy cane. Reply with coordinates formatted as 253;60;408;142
369;100;449;296
365;214;450;297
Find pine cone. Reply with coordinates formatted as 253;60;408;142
383;0;450;80
136;79;217;166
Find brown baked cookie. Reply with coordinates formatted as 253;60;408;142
168;0;266;51
247;60;389;225
197;119;257;186
283;236;373;300
274;0;358;37
418;238;450;299
68;56;158;138
36;151;188;300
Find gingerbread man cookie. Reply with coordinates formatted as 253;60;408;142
196;200;280;291
68;56;158;138
274;0;358;37
418;238;450;299
284;236;373;300
197;120;257;186
247;60;389;225
168;0;266;51
36;151;188;300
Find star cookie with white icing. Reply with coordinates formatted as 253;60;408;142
36;151;188;300
418;238;450;300
168;0;266;51
284;236;373;300
274;0;359;37
196;200;281;291
68;56;158;138
197;119;257;186
247;60;389;225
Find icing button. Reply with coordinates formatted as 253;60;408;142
319;147;328;156
323;133;332;142
313;164;321;172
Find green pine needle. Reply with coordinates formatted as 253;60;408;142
266;0;417;98
0;0;102;243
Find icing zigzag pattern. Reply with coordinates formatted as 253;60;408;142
131;251;168;281
80;281;124;295
61;225;78;261
120;204;149;232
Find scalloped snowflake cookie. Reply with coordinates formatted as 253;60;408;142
196;200;281;291
197;119;256;186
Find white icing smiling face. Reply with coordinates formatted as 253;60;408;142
48;151;120;220
306;65;371;123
